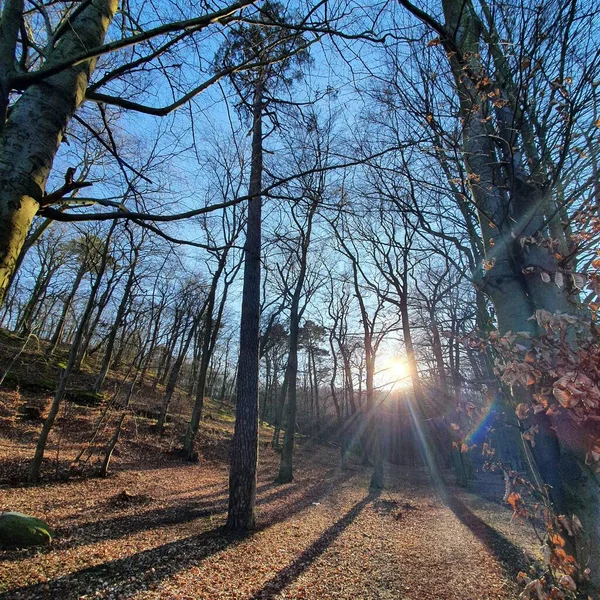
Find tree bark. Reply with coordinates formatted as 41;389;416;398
227;80;263;531
0;0;118;304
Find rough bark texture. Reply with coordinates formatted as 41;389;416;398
226;82;262;531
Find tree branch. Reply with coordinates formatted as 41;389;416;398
11;0;256;88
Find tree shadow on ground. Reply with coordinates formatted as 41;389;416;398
248;490;380;599
446;494;530;577
43;479;300;552
1;525;238;600
0;470;355;599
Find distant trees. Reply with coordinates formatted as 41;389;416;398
28;220;119;482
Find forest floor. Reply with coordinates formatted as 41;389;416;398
0;330;541;599
1;441;540;600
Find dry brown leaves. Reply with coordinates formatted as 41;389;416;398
0;439;537;600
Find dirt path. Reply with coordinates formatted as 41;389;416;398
0;444;537;599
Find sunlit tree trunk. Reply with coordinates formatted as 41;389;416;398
0;0;118;305
398;0;600;579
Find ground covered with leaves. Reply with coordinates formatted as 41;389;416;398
0;439;539;600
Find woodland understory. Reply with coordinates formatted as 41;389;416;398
0;0;600;598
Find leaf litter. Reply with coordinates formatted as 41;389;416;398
0;442;539;599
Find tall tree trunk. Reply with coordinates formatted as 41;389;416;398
329;332;347;467
74;263;120;370
262;355;271;424
423;0;600;579
218;340;230;402
276;200;317;483
276;310;300;483
227;80;262;531
156;310;184;387
272;365;289;448
311;347;321;438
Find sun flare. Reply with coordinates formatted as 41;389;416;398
390;359;408;380
376;357;411;390
389;359;410;389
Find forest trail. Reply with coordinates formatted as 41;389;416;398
1;444;537;600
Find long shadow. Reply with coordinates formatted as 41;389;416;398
163;479;276;503
248;491;379;600
0;526;238;600
41;480;292;552
446;495;530;577
1;471;355;599
259;469;353;525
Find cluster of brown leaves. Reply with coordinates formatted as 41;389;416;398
492;310;600;469
480;310;600;599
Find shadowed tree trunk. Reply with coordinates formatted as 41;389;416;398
184;250;236;460
276;193;319;483
227;79;263;530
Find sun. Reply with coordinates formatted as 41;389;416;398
376;356;411;391
389;359;410;389
390;359;408;379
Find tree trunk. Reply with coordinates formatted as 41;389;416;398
276;314;300;483
272;365;289;448
94;247;138;392
0;0;118;305
276;198;317;483
227;80;262;531
434;0;599;580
